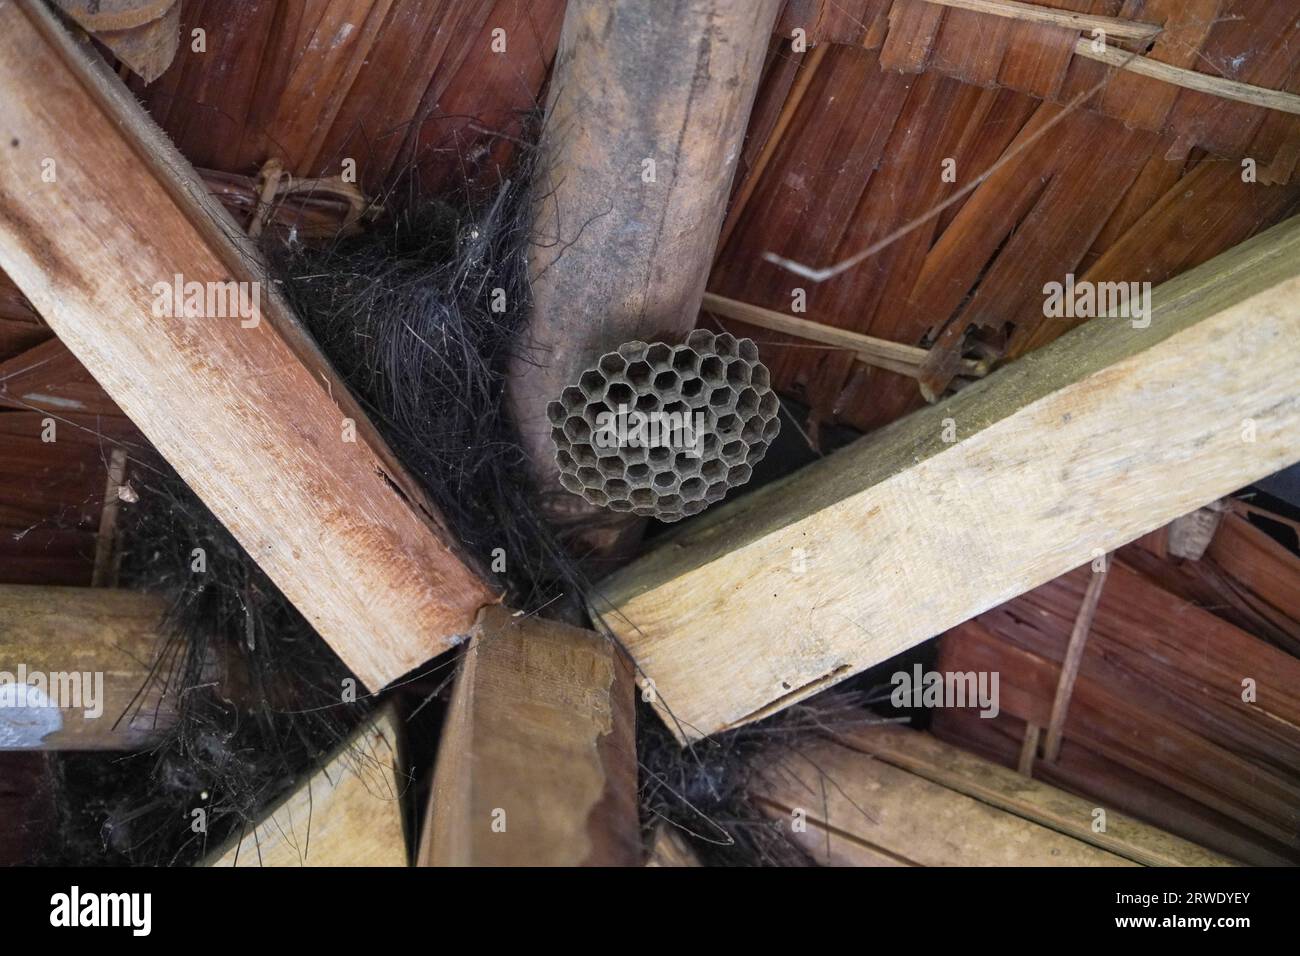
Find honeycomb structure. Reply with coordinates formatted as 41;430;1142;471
547;330;780;522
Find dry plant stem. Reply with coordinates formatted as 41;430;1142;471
1042;559;1109;762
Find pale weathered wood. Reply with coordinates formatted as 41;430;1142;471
208;708;406;867
1166;503;1225;560
600;214;1300;741
0;584;171;749
918;0;1161;41
420;606;639;867
506;0;781;547
0;0;494;690
839;724;1234;866
756;735;1135;866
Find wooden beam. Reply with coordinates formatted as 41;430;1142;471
419;606;638;866
756;732;1137;866
506;0;781;544
598;214;1300;741
0;0;494;690
208;708;406;867
843;723;1234;866
0;585;171;750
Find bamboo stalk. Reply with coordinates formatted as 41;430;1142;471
920;0;1161;42
1074;37;1300;116
701;292;989;380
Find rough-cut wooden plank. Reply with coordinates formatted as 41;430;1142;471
756;735;1135;866
843;723;1233;866
0;1;494;690
0;411;140;587
0;585;171;749
880;0;947;73
600;213;1300;741
264;0;395;175
419;606;639;866
208;708;406;866
1119;516;1300;656
1017;160;1300;356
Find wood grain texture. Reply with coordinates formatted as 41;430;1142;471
932;706;1297;865
601;213;1300;741
419;606;638;866
135;0;562;195
506;0;782;527
208;708;407;866
840;723;1233;866
0;0;494;689
0;411;142;587
644;823;703;867
710;31;1300;431
918;0;1160;41
879;0;1300;172
756;734;1136;866
0;585;171;749
937;615;1300;862
1119;514;1300;657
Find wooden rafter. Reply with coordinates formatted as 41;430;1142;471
0;0;494;690
599;213;1300;742
419;607;638;867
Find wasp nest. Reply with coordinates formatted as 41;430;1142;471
547;330;781;522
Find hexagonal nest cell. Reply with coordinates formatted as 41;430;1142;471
547;330;781;522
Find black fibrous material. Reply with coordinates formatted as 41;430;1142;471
274;164;583;610
38;131;879;867
639;693;888;867
44;469;364;865
43;135;589;865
